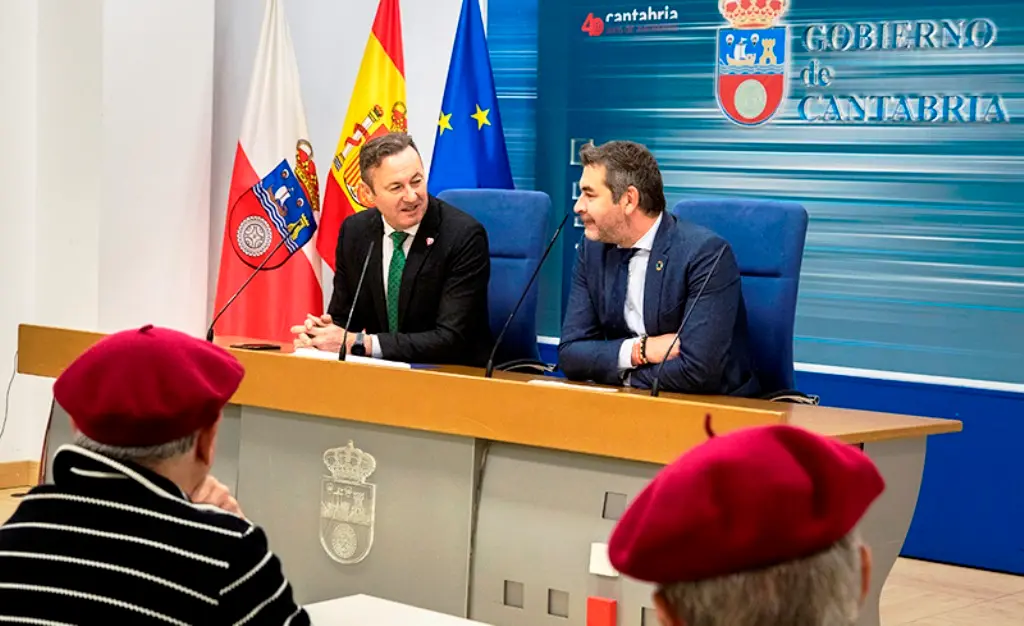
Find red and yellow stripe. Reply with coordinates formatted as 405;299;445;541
317;0;407;271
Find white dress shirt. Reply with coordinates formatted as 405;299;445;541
617;212;664;374
368;218;419;358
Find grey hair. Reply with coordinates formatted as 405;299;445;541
578;140;666;216
659;530;864;626
73;431;198;464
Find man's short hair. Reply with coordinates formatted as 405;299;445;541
73;431;198;465
359;132;420;188
579;140;666;216
658;531;864;626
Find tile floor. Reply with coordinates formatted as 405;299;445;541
2;487;1022;624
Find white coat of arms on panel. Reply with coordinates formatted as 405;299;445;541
319;440;377;564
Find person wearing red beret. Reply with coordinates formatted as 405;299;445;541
608;423;885;626
0;325;310;625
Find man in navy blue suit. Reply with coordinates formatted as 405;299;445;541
558;140;760;397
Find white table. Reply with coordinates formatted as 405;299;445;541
304;594;492;625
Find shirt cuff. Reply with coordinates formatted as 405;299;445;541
370;335;382;359
617;338;636;372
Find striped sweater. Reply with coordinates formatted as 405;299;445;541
0;445;310;625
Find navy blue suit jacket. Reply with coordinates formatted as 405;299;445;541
558;213;760;397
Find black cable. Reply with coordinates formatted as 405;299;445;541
0;351;18;446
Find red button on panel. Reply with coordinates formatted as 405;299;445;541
587;596;617;626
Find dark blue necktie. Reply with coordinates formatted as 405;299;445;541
608;247;638;338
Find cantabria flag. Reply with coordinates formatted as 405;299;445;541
212;0;324;343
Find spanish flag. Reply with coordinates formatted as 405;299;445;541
316;0;407;272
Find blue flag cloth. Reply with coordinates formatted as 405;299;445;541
428;0;514;195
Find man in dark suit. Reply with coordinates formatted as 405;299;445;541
559;140;759;396
292;132;492;365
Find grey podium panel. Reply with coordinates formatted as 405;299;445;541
42;401;69;484
41;401;241;493
236;406;478;615
856;437;927;626
211;404;242;493
469;443;661;626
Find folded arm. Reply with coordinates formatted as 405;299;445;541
628;240;742;393
558;245;630;386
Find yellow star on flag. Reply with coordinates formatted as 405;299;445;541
438;111;454;135
470;104;491;130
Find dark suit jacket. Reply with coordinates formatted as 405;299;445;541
327;195;492;365
558;213;760;397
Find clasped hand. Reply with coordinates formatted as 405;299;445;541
290;313;370;355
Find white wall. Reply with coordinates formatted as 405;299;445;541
34;0;102;332
97;0;215;333
208;0;474;313
0;0;216;462
0;0;44;463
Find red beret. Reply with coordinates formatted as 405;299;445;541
608;424;884;583
53;325;245;448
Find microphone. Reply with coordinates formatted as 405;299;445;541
485;209;574;378
339;240;376;361
206;223;300;344
650;244;728;397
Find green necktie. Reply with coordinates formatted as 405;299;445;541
387;231;409;332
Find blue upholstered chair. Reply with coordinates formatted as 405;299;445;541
671;198;812;400
436;189;552;372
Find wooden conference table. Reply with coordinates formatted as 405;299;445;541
17;324;961;626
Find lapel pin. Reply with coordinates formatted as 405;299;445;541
655;260;664;272
426;237;435;247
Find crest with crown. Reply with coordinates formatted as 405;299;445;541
323;441;377;484
719;0;788;29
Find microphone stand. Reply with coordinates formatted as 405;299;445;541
650;245;727;397
339;241;376;361
485;209;573;378
207;222;300;343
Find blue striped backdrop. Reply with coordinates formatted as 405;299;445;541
493;0;1023;385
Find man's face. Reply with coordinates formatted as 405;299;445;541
363;146;428;231
575;164;630;244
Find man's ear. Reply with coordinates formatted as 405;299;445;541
358;179;377;208
194;420;220;467
653;590;685;626
859;544;873;604
622;185;641;216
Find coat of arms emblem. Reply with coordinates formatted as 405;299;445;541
320;440;377;564
715;0;789;125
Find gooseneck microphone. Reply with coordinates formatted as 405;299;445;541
485;209;574;378
206;223;300;343
650;244;728;397
339;241;376;361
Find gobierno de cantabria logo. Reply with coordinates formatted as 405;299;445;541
715;0;789;125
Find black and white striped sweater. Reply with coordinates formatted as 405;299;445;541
0;445;310;625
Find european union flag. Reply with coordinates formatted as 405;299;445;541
428;0;513;196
